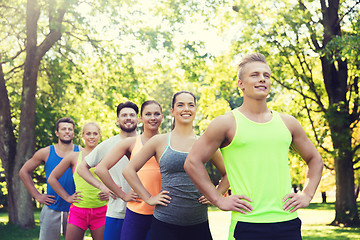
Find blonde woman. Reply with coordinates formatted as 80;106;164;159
48;122;108;240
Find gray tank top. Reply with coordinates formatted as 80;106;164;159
153;133;208;226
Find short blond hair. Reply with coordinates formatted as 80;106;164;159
82;122;101;135
237;53;267;80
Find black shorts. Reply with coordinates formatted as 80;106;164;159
148;217;213;240
234;218;302;240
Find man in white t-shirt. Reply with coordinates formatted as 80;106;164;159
77;101;139;240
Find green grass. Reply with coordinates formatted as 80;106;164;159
0;209;91;240
0;202;359;240
299;201;360;240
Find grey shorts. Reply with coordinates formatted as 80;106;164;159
39;205;69;240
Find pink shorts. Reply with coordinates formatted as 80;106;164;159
68;204;107;230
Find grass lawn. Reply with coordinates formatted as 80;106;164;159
0;208;91;240
299;202;360;240
0;201;359;240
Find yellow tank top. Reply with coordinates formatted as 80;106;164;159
73;152;107;208
220;109;297;223
127;135;162;215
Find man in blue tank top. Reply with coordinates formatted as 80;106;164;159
185;53;324;240
19;117;80;240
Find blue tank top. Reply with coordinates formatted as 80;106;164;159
153;134;208;226
45;145;79;211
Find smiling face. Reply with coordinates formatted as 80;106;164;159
56;122;74;144
117;107;139;133
171;92;196;125
238;61;271;100
140;103;163;132
82;123;101;148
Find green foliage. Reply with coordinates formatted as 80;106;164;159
5;0;359;223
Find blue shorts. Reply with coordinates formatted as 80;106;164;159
121;208;152;240
233;218;302;240
103;216;124;240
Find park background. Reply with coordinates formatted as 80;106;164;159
0;0;359;238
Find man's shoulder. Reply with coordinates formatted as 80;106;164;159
85;135;122;166
278;112;297;124
277;112;301;135
30;145;52;163
97;135;122;148
211;110;236;127
38;145;52;156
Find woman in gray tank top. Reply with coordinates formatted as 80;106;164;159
123;91;229;240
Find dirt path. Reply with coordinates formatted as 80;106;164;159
209;210;231;240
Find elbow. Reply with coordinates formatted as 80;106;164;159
94;167;101;177
76;167;83;177
48;175;54;187
314;154;324;170
122;167;128;179
18;168;27;181
184;157;194;174
122;165;132;181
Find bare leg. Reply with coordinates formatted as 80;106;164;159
65;223;86;240
90;225;105;240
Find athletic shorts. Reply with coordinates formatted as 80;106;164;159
232;217;302;240
67;204;107;230
39;205;68;240
148;217;213;240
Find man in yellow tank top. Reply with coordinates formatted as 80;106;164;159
185;53;323;240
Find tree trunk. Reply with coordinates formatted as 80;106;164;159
332;144;359;226
12;57;41;228
0;61;18;224
7;0;41;228
320;0;360;226
325;93;360;226
10;0;68;228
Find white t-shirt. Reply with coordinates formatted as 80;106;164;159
85;135;131;219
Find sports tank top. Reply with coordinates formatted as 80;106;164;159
221;110;297;223
73;151;107;208
127;135;161;215
45;145;79;211
153;133;208;226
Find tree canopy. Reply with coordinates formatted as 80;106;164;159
0;0;359;228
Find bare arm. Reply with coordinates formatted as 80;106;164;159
281;114;324;212
48;152;82;203
209;149;230;196
95;138;137;202
185;115;253;213
122;135;170;206
19;147;56;205
198;149;230;205
77;158;116;200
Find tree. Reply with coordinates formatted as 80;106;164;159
0;0;220;228
0;0;79;228
231;0;360;226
